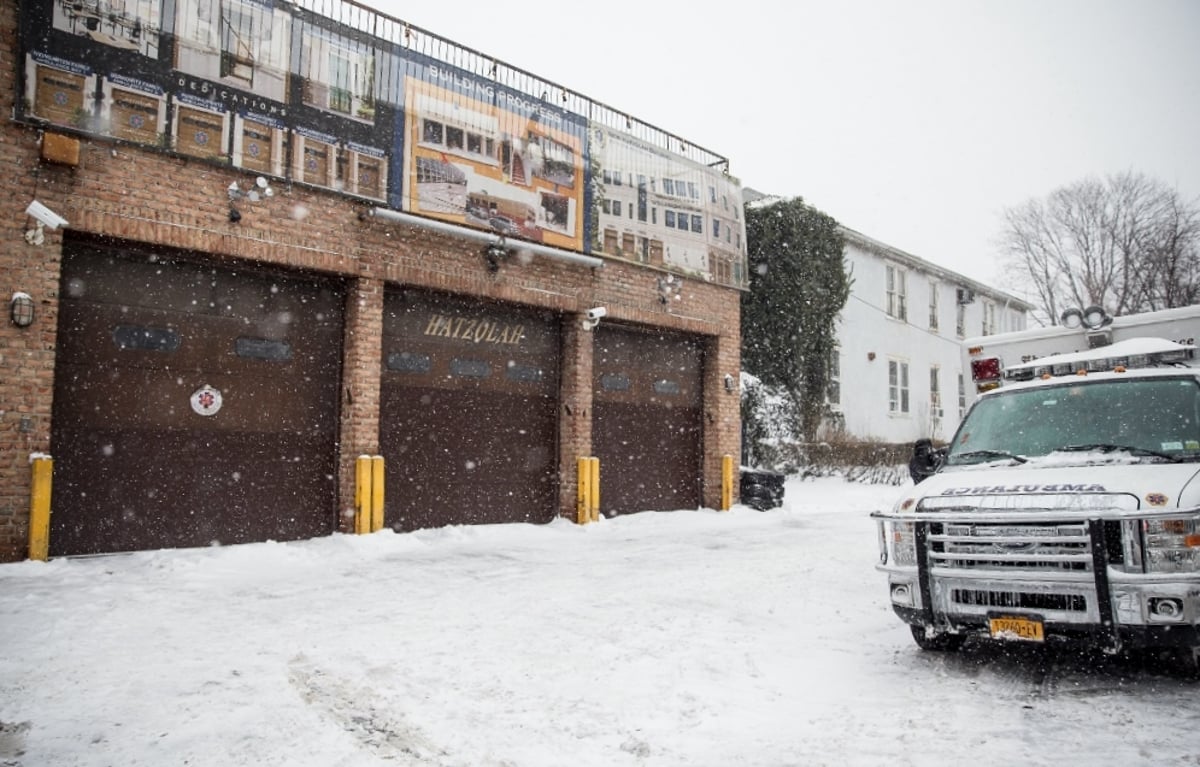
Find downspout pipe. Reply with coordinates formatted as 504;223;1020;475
364;207;604;270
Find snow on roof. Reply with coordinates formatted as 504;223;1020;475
1006;336;1196;372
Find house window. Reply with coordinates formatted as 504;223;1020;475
827;348;841;408
982;301;997;336
889;359;910;414
886;265;907;321
422;119;443;144
327;50;353;113
301;34;374;119
930;366;942;419
958;373;966;419
928;282;939;332
691;214;702;233
665;210;676;228
956;302;966;338
603;228;618;254
219;5;256;85
612;200;622;217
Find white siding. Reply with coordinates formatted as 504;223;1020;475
830;234;1029;444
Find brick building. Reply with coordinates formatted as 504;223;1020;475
0;0;745;561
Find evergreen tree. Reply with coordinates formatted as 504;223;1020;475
742;196;850;442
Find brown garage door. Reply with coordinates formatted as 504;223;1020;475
50;241;344;555
380;290;560;530
593;326;703;516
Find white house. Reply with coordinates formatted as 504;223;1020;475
828;227;1033;444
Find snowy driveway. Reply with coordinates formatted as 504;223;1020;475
0;477;1196;766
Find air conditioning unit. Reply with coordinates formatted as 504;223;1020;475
956;288;976;305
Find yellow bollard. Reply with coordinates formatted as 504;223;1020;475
28;455;53;561
577;456;592;524
355;455;371;534
370;455;385;533
588;457;600;522
721;454;734;511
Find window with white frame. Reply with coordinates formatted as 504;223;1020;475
928;281;939;332
888;359;910;414
957;373;966;419
929;365;942;419
982;301;997;336
302;31;375;120
886;265;907;321
827;347;841;408
956;302;966;338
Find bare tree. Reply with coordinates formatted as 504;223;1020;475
999;171;1200;324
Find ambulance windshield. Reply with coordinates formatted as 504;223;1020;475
947;375;1200;464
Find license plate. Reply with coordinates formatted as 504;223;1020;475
989;615;1044;642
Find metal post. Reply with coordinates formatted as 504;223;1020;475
28;456;53;561
355;455;371;534
370;455;385;533
577;456;592;524
588;457;600;522
721;454;734;511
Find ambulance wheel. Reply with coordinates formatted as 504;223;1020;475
910;625;966;652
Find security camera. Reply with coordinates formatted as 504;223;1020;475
25;200;68;230
582;306;607;331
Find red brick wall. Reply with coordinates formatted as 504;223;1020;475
0;0;59;561
0;3;742;560
337;277;384;532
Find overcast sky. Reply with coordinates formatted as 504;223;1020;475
366;0;1200;289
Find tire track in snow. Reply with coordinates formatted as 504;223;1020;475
288;654;450;765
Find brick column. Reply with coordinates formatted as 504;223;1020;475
557;313;594;520
336;276;384;532
703;319;742;509
0;237;61;561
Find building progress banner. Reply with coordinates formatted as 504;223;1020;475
393;62;586;252
18;0;746;287
590;126;745;286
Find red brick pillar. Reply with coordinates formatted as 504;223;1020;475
557;313;594;520
0;237;61;561
703;319;742;509
336;276;384;532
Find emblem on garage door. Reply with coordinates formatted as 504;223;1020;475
190;384;223;416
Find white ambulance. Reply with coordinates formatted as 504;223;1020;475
875;305;1200;674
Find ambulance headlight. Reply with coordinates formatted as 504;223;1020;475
882;520;917;567
1143;516;1200;573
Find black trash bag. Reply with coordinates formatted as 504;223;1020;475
740;468;786;511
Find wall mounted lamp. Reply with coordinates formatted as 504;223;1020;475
724;373;736;393
484;242;509;272
226;177;274;224
10;292;35;328
657;274;682;304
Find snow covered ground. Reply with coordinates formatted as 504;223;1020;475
0;476;1196;767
